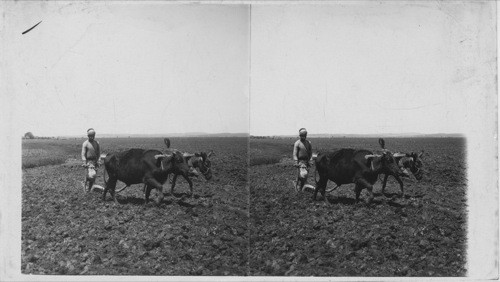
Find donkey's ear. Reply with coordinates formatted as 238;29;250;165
378;138;385;149
164;138;171;148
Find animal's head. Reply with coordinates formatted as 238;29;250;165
154;150;191;175
375;138;411;177
393;151;424;180
183;150;214;180
365;151;402;177
409;151;424;180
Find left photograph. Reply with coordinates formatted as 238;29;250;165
10;2;249;275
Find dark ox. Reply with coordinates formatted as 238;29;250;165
314;147;404;204
103;148;192;204
381;151;424;197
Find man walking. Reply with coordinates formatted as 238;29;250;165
81;128;101;192
293;128;312;191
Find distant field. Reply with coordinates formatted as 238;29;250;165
249;137;442;166
249;136;461;161
22;137;248;168
22;139;80;168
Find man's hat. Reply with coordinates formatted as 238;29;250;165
299;128;307;136
87;128;96;136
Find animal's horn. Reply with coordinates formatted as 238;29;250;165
100;153;107;158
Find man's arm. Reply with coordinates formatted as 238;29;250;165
81;142;87;163
292;141;299;163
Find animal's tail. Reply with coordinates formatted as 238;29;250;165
100;153;108;186
103;164;108;186
314;153;320;185
314;166;319;185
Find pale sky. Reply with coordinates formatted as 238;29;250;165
250;2;496;136
4;2;249;137
3;2;496;137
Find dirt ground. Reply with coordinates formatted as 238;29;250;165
22;137;249;275
249;137;467;276
21;137;467;276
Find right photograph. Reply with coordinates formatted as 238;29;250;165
249;2;495;277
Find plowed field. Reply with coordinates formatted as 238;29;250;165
22;136;467;276
249;137;467;276
22;137;249;275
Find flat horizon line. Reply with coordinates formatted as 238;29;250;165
27;132;464;138
253;133;464;138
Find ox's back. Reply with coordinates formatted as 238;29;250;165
315;148;378;186
104;148;165;186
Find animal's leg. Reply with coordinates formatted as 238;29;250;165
88;178;95;193
103;177;117;202
144;185;152;205
381;174;389;196
393;175;405;198
170;174;178;195
366;184;374;204
182;174;194;197
110;183;119;204
355;178;373;204
144;178;165;205
354;183;362;203
313;182;319;201
320;183;329;204
314;177;327;201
